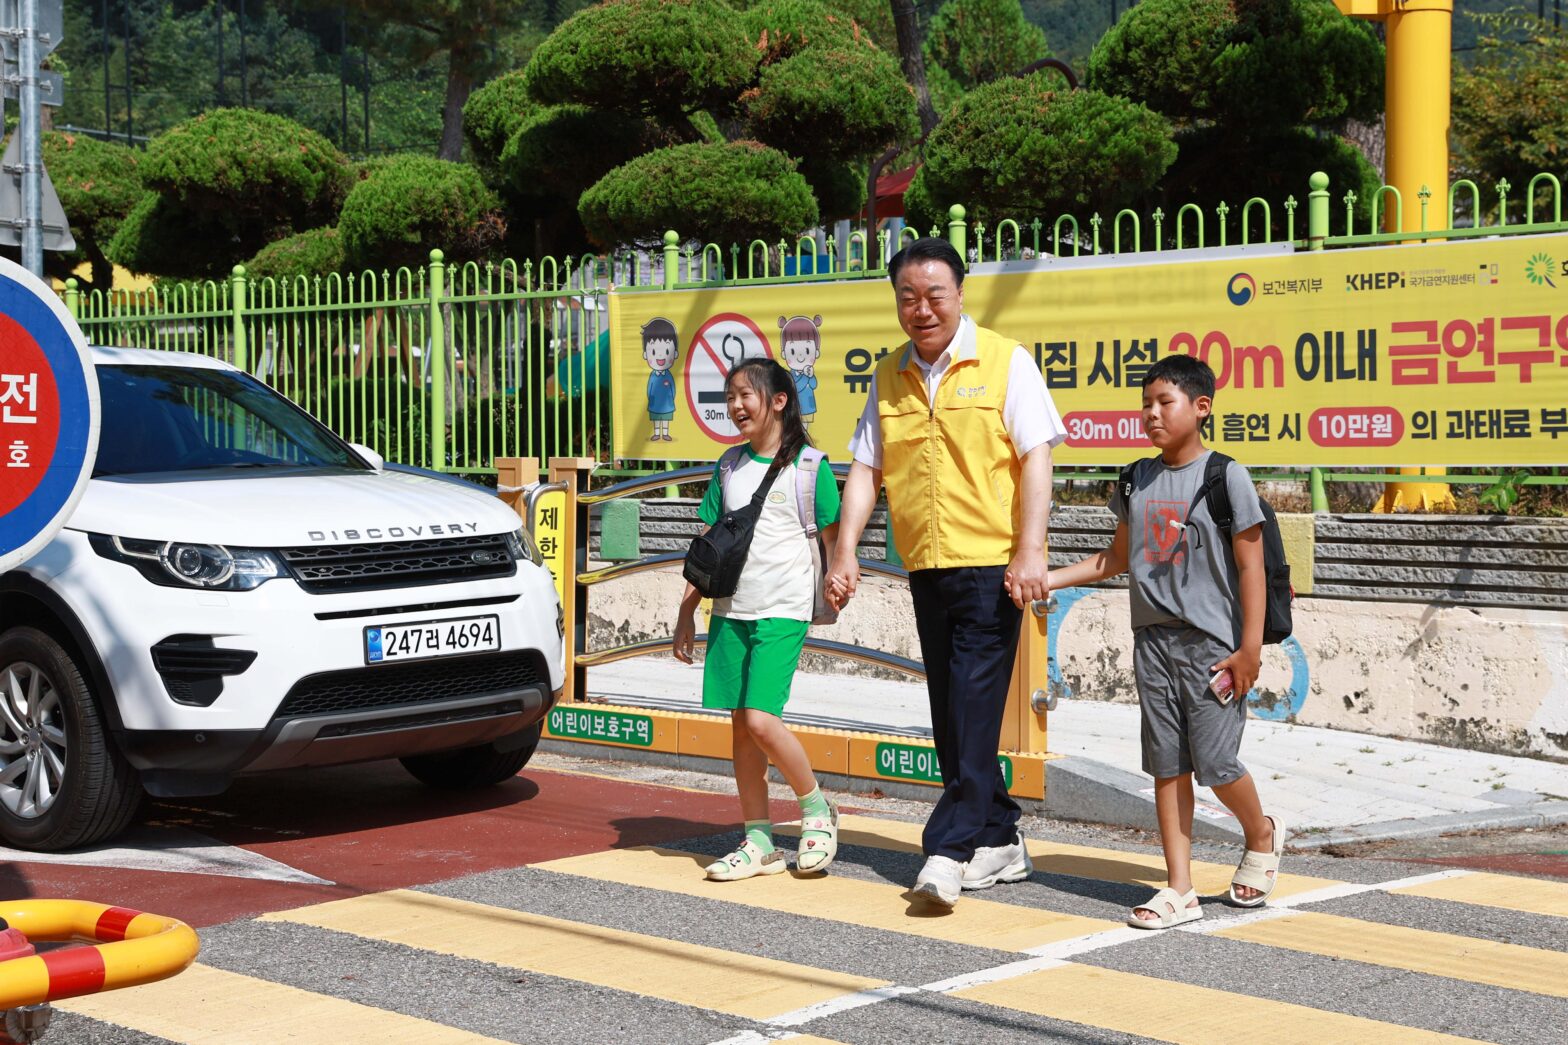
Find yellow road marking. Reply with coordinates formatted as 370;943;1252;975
57;963;506;1045
535;844;1112;951
777;813;1343;899
1391;871;1568;919
264;889;884;1020
953;962;1484;1044
1214;911;1568;998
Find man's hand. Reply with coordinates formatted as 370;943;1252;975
826;551;860;610
1004;547;1048;610
672;611;697;664
1214;645;1261;700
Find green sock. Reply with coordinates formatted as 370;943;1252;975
798;787;831;821
745;820;774;853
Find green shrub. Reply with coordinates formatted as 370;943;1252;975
463;71;536;169
244;228;347;283
498;105;655;199
42;131;143;244
923;0;1050;91
578;140;818;248
742;0;878;65
338;156;506;272
744;46;919;160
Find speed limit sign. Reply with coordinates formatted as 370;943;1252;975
0;257;97;573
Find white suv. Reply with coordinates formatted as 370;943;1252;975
0;347;564;851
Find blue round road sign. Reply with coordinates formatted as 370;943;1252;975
0;258;97;573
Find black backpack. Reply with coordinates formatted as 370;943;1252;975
683;450;788;598
1117;452;1294;644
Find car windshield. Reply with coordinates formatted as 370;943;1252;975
93;364;368;477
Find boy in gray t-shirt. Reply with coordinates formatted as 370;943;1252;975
1048;355;1285;931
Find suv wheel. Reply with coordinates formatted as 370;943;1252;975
0;628;142;850
399;725;541;789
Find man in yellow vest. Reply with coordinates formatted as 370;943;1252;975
827;238;1064;907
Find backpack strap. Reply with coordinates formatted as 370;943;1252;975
794;446;825;538
1183;451;1235;533
1117;462;1138;510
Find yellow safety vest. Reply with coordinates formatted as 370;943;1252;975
876;321;1021;571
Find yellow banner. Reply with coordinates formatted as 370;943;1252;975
609;234;1568;466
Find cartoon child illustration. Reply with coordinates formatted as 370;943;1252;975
642;317;679;443
778;315;822;431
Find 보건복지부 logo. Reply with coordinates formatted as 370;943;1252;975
1226;273;1256;306
1525;252;1558;288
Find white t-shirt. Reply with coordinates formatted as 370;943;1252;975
848;315;1067;469
700;451;837;621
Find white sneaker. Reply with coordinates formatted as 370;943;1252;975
962;831;1033;890
913;855;964;907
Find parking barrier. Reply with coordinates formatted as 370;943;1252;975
507;458;1054;800
0;900;199;1042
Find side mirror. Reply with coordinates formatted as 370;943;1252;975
349;442;385;471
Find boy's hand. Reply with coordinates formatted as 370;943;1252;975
1214;646;1261;700
672;611;697;664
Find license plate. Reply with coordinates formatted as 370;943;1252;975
365;614;501;664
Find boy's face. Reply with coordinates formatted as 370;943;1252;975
782;337;818;369
1141;378;1211;448
644;338;677;371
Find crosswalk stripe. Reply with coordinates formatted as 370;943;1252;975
951;962;1486;1044
263;889;887;1020
534;844;1114;951
1389;870;1568;918
55;963;508;1044
1213;911;1568;998
775;813;1343;899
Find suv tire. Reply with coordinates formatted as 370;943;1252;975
0;627;143;851
399;725;541;789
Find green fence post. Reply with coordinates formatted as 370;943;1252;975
428;249;447;472
230;265;249;372
663;230;679;290
1310;467;1329;513
1307;171;1330;251
64;278;79;319
947;205;967;259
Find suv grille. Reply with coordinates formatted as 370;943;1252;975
279;534;516;593
275;650;549;719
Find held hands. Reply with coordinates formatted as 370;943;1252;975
1003;548;1049;611
825;552;860;611
672;610;697;664
1214;646;1261;701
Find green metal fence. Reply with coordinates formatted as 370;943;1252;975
62;168;1568;481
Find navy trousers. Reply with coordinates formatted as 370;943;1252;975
909;565;1023;861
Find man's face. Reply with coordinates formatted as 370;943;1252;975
894;259;964;360
644;338;676;371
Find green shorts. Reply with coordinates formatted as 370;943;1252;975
702;615;809;718
649;410;675;421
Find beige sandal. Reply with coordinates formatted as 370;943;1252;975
705;839;787;882
1229;814;1286;907
1128;887;1203;929
796;797;839;874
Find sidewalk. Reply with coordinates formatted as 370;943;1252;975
586;659;1568;846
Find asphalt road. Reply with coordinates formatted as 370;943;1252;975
8;752;1565;1045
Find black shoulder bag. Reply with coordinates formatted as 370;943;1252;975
683;452;788;598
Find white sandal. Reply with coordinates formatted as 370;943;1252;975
796;797;839;874
1229;814;1286;907
704;839;787;882
1127;887;1203;929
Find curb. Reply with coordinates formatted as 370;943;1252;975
1298;800;1568;849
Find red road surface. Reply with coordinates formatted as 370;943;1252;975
0;765;808;927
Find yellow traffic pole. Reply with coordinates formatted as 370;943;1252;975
1336;0;1457;512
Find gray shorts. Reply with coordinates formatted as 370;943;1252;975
1132;624;1248;787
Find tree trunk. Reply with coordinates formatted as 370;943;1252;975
437;60;475;161
1343;115;1386;182
889;0;939;135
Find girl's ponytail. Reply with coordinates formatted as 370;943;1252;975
726;357;814;465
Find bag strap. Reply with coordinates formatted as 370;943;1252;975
794;446;825;537
717;445;745;494
1183;451;1235;532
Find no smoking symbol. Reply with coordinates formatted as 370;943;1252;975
683;312;772;443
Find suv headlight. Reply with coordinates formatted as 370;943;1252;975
504;527;545;567
90;534;286;591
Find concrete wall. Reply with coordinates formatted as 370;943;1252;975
586;568;1568;764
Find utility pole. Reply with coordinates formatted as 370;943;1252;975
19;0;41;274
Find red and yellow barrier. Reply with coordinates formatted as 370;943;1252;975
0;901;199;1009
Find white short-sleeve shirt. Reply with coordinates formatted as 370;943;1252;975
848;315;1067;469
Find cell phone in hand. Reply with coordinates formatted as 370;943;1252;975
1209;669;1235;705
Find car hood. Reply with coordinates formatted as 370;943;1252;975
67;468;522;547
